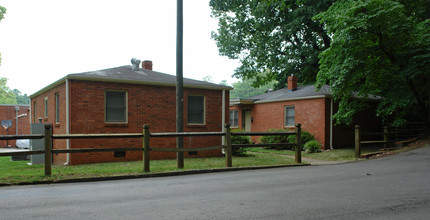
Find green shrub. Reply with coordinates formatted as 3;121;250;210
259;129;292;150
286;130;315;149
259;128;316;150
303;140;322;153
231;129;251;156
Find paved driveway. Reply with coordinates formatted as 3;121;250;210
1;145;429;219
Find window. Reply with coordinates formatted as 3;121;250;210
284;106;295;127
105;91;127;123
44;97;48;118
229;110;239;128
188;95;205;124
33;101;37;123
55;93;60;124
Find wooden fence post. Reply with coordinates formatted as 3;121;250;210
225;124;232;167
44;124;52;176
143;124;150;172
383;126;388;148
355;125;361;159
295;123;302;164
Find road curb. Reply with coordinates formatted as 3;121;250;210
0;164;310;187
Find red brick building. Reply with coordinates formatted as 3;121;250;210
0;104;30;147
229;75;381;149
30;60;231;165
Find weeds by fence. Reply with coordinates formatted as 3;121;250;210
354;123;430;158
0;124;302;176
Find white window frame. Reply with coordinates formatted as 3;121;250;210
105;90;128;123
55;93;60;124
230;110;239;128
284;105;295;127
187;95;206;125
44;97;48;118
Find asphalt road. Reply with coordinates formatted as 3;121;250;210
1;146;429;220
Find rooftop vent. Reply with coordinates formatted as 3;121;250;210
131;58;141;70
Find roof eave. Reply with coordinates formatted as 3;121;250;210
229;98;257;105
253;95;331;104
30;76;67;98
30;75;232;98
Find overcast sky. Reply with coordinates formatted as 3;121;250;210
0;0;240;95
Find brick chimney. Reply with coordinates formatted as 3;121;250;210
142;60;153;70
288;74;297;91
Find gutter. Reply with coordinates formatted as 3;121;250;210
64;79;70;165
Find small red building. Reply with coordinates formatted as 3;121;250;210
230;75;381;149
30;60;231;165
0;104;30;147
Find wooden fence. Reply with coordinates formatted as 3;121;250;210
354;125;388;158
0;124;302;176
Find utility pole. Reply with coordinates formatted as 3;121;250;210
15;106;19;135
176;0;184;168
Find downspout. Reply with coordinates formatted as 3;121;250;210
29;102;32;128
330;97;334;149
222;90;226;147
64;79;70;165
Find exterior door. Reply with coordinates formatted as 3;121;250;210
244;110;251;132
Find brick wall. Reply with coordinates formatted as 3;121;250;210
32;79;229;165
0;105;30;147
31;83;68;164
230;98;382;149
247;98;328;148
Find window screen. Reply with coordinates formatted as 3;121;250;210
284;106;295;127
105;91;127;122
55;93;60;123
188;96;204;124
230;110;239;128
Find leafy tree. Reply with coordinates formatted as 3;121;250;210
219;80;229;86
0;5;6;66
0;78;17;104
210;0;335;89
0;6;15;104
12;89;30;104
230;78;276;99
0;5;5;21
202;75;230;86
315;0;430;126
202;75;214;83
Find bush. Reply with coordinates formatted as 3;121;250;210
260;129;291;150
231;129;251;156
286;130;315;149
303;140;322;153
259;128;316;150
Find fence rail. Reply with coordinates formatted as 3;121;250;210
232;143;296;148
0;124;303;176
0;134;45;140
355;125;389;158
0;150;45;157
52;133;143;139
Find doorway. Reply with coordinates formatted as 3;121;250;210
244;110;251;132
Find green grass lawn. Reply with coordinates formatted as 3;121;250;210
0;152;296;185
2;141;426;185
248;146;383;161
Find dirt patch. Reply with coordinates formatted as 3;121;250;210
367;138;430;159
